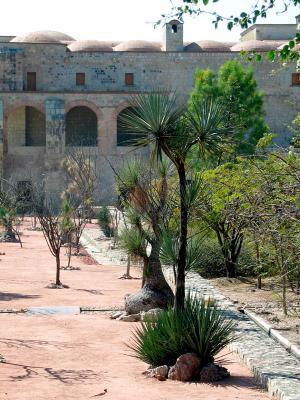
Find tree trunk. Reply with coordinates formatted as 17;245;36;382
55;252;61;285
225;259;237;278
3;219;16;241
125;241;174;314
67;243;72;268
175;162;187;310
75;235;80;255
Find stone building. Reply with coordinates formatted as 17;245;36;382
0;18;299;203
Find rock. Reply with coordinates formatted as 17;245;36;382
110;311;124;319
168;353;201;382
118;313;141;322
145;365;169;381
125;285;173;315
140;308;163;322
199;363;230;383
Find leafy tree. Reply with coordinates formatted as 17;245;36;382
247;153;300;314
97;206;113;237
194;162;255;277
189;61;269;156
120;92;231;309
290;111;300;148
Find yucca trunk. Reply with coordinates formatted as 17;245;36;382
125;240;174;314
175;161;188;310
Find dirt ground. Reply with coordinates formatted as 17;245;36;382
0;222;272;399
212;277;300;347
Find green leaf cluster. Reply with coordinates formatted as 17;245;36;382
129;293;236;367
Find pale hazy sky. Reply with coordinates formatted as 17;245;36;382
2;0;300;42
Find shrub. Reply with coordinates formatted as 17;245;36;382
97;206;113;237
192;237;257;278
129;293;236;367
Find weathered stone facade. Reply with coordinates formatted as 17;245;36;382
0;21;299;203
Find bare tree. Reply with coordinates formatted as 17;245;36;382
0;180;23;246
61;148;97;255
31;187;68;288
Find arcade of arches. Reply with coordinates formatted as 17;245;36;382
6;105;145;148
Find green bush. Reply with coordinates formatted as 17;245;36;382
192;237;257;278
129;294;235;367
97;206;113;237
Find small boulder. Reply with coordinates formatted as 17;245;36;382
168;353;201;382
199;363;230;383
140;308;162;322
145;365;169;381
118;313;141;322
110;311;124;320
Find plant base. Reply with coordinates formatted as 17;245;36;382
45;283;70;289
125;285;174;314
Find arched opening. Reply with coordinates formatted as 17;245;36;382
171;24;178;33
117;107;146;147
7;106;46;146
66;106;97;146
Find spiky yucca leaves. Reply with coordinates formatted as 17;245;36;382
129;293;236;367
120;91;231;310
119;227;147;259
160;230;207;274
115;157;175;313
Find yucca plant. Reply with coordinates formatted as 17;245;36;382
129;293;236;367
120;91;232;309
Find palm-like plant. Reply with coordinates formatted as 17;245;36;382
120;91;231;309
115;158;175;313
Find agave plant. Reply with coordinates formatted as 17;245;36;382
129;293;236;367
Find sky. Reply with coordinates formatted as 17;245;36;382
2;0;300;42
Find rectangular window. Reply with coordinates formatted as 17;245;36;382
27;72;36;91
125;73;134;86
292;73;300;86
76;73;85;86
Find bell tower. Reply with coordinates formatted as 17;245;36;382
163;20;183;52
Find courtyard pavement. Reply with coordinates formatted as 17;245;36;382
0;222;272;399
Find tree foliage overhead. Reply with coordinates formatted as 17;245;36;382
159;0;300;64
189;60;269;156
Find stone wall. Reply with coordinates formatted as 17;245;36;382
0;41;299;203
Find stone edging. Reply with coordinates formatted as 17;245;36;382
244;309;300;361
175;271;300;400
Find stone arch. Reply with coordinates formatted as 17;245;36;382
116;106;146;147
65;105;98;146
65;100;102;120
6;105;46;147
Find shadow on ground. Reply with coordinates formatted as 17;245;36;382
0;292;40;302
3;362;104;384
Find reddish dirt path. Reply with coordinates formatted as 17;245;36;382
0;224;272;399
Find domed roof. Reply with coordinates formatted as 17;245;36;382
11;30;75;44
114;40;162;52
231;40;279;52
68;40;113;52
184;40;231;52
198;40;231;51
